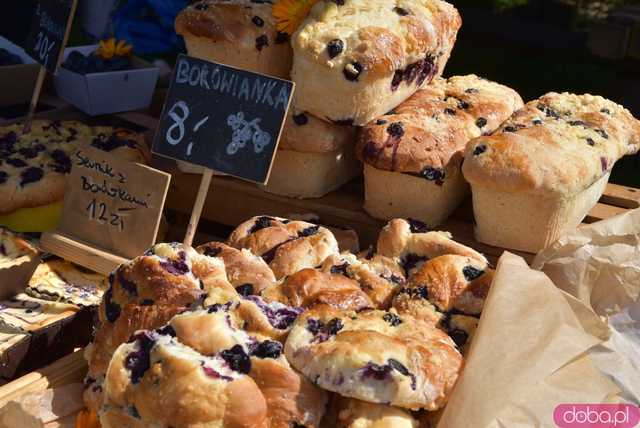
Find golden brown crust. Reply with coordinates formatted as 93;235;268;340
357;75;523;174
294;0;461;81
176;0;276;44
463;92;640;196
262;268;374;311
333;397;419;428
320;253;405;309
228;216;339;279
251;358;328;428
101;334;268;428
394;255;492;315
85;243;229;412
197;241;276;295
376;219;488;274
285;306;463;410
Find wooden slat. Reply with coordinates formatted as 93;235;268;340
0;350;86;408
585;203;629;223
600;183;640;209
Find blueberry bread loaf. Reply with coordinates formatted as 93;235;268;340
290;0;461;125
463;92;640;252
262;108;359;198
84;243;234;413
357;75;523;225
228;216;339;279
0;120;147;231
175;0;292;79
284;306;463;410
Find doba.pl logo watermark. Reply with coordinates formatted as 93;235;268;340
554;404;640;427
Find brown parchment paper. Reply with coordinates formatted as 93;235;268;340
438;208;640;427
437;253;620;428
533;207;640;403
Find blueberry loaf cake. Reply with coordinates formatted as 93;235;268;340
261;108;360;198
228;216;339;279
284;306;463;410
84;243;234;413
463;92;640;252
357;75;523;225
175;0;292;79
0;120;147;231
290;0;461;125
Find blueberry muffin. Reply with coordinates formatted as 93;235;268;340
463;92;640;252
357;75;523;225
175;0;292;79
197;241;277;295
228;216;340;279
261;268;374;311
320;252;406;309
290;0;461;125
376;219;487;277
284;306;463;410
100;330;269;428
84;243;234;413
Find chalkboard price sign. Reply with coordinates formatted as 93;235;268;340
153;55;295;184
25;0;77;73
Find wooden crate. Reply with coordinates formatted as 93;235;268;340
161;164;640;265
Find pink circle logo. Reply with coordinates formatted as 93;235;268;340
554;404;640;428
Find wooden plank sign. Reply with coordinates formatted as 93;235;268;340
25;0;77;74
152;55;294;184
41;146;170;274
152;54;294;246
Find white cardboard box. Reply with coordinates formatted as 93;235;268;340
54;45;159;116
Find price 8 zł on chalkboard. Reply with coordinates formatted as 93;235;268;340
25;0;77;73
153;55;295;184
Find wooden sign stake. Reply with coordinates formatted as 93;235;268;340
22;66;46;134
183;169;213;247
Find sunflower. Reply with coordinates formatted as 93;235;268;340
96;38;133;60
272;0;320;35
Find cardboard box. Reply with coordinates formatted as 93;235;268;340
54;45;159;116
0;37;40;107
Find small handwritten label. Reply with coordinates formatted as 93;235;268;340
152;54;294;184
25;0;76;73
58;146;170;259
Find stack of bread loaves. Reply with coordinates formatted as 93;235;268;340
175;0;462;198
84;216;494;427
